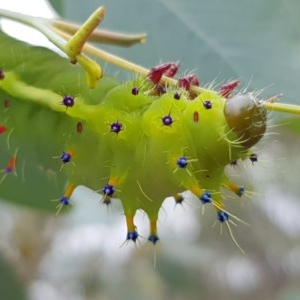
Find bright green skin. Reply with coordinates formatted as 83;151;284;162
0;31;250;240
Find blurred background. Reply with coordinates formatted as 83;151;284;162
0;0;300;299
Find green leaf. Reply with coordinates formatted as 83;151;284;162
0;255;27;300
48;0;300;106
0;31;118;211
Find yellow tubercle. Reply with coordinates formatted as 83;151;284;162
190;186;204;198
223;180;245;197
108;177;119;187
67;149;76;158
64;183;76;198
149;219;157;236
125;213;136;232
226;181;240;194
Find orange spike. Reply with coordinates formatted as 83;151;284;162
64;183;76;198
67;149;76;158
108;177;119;186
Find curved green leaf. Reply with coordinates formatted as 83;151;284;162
0;31;119;211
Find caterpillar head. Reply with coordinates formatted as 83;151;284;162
224;93;267;148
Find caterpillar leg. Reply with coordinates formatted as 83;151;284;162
99;176;120;204
148;218;159;245
123;212;139;244
52;183;76;215
224;181;245;197
0;124;7;135
100;183;115;206
199;191;247;253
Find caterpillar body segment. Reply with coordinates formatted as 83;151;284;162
52;183;77;215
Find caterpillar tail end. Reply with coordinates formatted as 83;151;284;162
148;218;159;245
124;213;139;243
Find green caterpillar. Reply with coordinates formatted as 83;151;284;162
0;7;297;250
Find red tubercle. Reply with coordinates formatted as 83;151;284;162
178;74;200;99
147;62;180;84
219;80;240;98
164;63;180;78
178;74;200;91
0;125;7;134
178;77;190;90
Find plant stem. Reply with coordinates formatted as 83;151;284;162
51;20;147;47
264;102;300;114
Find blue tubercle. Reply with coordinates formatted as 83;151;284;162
62;95;75;108
127;230;139;242
60;152;72;163
237;186;245;197
217;211;229;222
203;100;212;109
148;235;159;245
110;121;122;134
200;192;212;204
102;184;115;197
59;196;70;206
161;114;173;126
177;156;188;168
